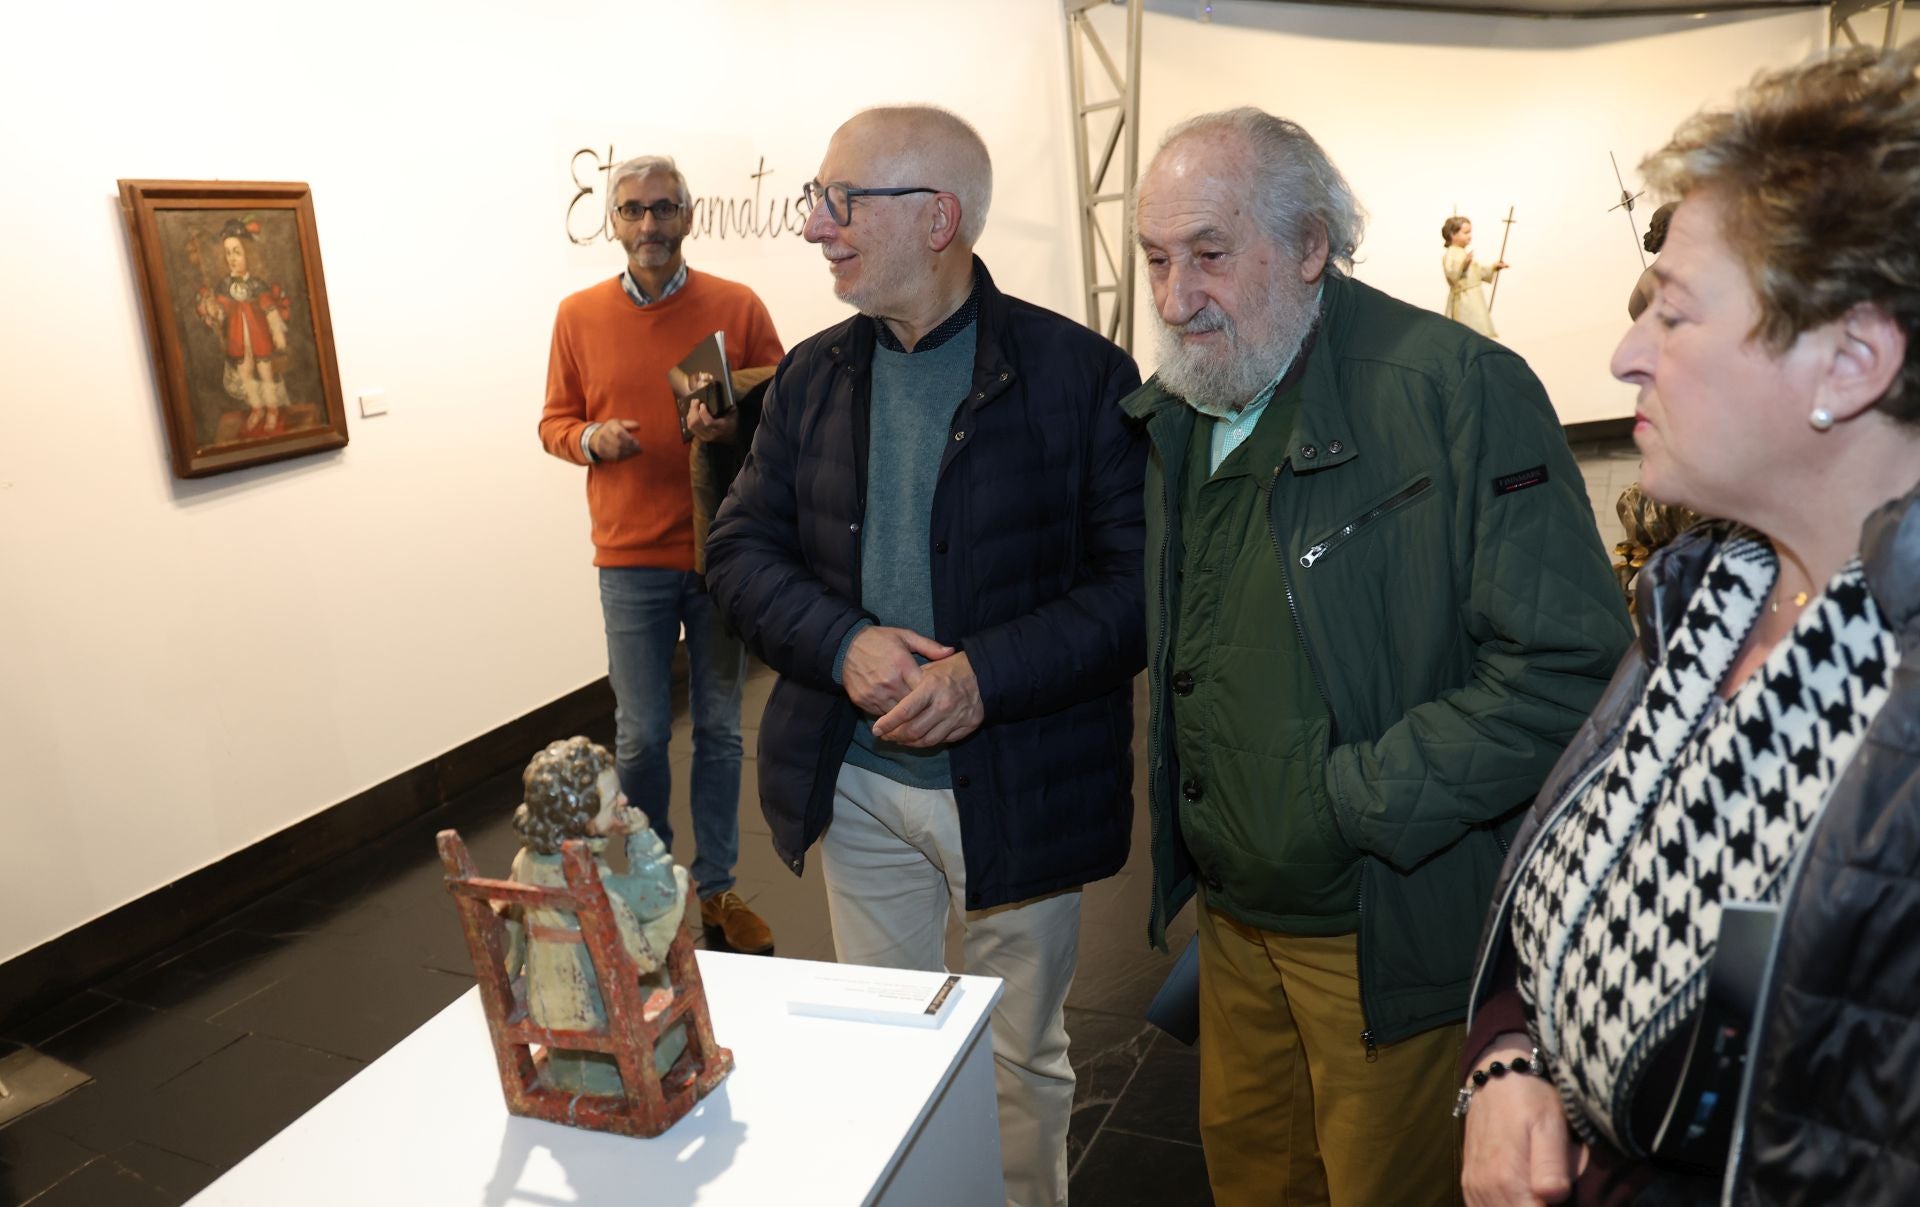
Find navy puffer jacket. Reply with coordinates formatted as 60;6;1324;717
705;260;1146;910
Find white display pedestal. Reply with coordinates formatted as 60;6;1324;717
187;952;1006;1206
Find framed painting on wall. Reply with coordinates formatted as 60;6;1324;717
117;180;348;478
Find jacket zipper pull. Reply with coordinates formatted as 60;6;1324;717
1361;1029;1378;1063
1299;542;1329;569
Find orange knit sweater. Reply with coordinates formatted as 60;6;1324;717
540;270;784;568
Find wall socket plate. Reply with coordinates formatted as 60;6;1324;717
358;389;388;418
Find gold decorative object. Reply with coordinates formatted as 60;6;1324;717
1613;482;1704;611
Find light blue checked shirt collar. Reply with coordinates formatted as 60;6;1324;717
620;261;688;307
1208;372;1284;474
1208;282;1323;473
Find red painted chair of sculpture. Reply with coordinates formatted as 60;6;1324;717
436;829;733;1137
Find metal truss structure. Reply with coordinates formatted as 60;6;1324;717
1063;0;1144;352
1832;0;1911;48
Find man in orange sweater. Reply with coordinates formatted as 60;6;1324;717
539;154;784;955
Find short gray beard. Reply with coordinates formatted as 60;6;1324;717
1153;283;1315;419
836;247;922;321
623;231;682;266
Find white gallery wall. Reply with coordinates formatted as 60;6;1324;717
0;0;1081;967
0;0;1823;964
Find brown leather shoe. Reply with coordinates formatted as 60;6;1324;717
700;890;774;955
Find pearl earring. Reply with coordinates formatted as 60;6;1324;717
1809;407;1835;432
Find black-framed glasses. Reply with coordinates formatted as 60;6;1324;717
801;181;939;227
612;199;685;223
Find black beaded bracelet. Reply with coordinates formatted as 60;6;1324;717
1470;1054;1537;1087
1452;1047;1546;1119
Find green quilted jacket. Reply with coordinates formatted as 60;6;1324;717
1124;273;1632;1045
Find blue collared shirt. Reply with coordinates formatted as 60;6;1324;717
620;261;688;307
1209;379;1282;474
872;267;983;354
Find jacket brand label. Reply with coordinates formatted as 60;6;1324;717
1493;465;1549;496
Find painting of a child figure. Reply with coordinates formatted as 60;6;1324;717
162;209;328;445
192;218;297;437
120;180;349;477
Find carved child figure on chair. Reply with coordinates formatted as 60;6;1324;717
505;736;690;1093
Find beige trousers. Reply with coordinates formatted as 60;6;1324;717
821;761;1083;1207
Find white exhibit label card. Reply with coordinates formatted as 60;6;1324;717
787;967;963;1028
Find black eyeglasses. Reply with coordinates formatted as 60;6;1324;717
612;200;685;223
801;181;939;227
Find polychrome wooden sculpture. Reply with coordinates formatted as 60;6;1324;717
1440;213;1510;338
438;736;732;1137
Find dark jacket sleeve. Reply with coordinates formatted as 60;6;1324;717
961;348;1148;723
705;358;871;691
1325;351;1635;872
690;367;777;576
1461;960;1528;1081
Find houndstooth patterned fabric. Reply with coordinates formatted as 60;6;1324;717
1509;529;1898;1154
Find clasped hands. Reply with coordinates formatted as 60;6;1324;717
842;625;984;748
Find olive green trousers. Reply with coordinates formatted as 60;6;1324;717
1196;905;1465;1207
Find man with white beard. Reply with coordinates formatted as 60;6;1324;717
1121;110;1631;1206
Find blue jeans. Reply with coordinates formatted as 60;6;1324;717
598;567;745;898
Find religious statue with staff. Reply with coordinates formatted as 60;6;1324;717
1439;208;1513;338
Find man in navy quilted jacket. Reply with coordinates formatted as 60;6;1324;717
705;105;1145;1206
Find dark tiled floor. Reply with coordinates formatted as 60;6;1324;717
0;669;1209;1206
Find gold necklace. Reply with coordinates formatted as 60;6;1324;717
1770;589;1810;614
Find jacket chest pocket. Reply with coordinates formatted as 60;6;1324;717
1296;474;1435;570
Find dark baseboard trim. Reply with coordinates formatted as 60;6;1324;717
1564;417;1634;444
0;675;622;1032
